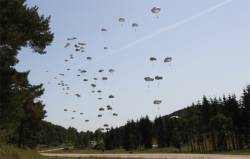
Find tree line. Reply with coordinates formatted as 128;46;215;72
104;88;250;152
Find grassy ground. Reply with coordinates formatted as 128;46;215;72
50;147;250;155
0;145;75;159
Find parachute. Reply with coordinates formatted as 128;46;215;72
151;6;161;14
164;57;172;63
102;77;108;80
132;23;138;27
108;69;115;74
64;42;70;48
98;69;104;73
155;76;163;80
99;107;105;111
78;42;86;46
144;77;154;82
75;94;81;98
104;124;109;127
150;57;157;61
101;28;108;32
153;100;162;105
86;57;92;60
106;105;112;110
67;37;77;41
118;17;125;22
109;95;115;98
132;23;139;31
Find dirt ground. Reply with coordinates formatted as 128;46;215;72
41;153;250;159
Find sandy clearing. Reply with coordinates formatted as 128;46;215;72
41;153;250;159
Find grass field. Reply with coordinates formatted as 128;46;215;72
0;145;75;159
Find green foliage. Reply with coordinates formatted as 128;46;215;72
0;0;53;148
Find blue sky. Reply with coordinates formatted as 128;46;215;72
16;0;250;131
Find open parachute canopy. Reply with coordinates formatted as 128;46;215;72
151;6;161;14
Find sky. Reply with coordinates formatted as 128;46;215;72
16;0;250;131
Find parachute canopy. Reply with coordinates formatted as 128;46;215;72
101;28;108;31
150;57;157;61
144;77;154;82
153;100;162;104
151;6;161;14
118;17;125;22
164;57;172;63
